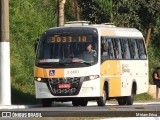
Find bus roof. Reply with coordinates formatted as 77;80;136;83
46;25;143;38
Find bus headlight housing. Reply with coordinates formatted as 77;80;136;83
37;78;42;81
85;75;99;81
35;77;42;82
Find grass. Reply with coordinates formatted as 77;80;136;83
134;93;153;101
10;0;56;104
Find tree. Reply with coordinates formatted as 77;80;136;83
64;0;80;21
78;0;111;23
74;0;80;21
112;0;141;28
96;0;113;22
57;0;66;26
138;0;160;47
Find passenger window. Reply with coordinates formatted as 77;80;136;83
113;39;122;59
136;39;146;59
121;39;130;59
101;37;115;61
129;39;139;59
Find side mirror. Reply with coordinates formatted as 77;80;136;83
34;38;39;53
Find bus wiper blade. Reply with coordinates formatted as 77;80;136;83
71;58;92;65
82;61;92;65
59;58;72;64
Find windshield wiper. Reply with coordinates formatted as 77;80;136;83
37;58;93;66
82;61;92;65
59;58;72;64
71;58;92;65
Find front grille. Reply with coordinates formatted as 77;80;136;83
46;77;83;96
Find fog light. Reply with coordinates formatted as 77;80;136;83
37;78;41;81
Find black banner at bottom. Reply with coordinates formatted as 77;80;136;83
0;111;160;117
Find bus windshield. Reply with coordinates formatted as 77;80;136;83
36;34;98;68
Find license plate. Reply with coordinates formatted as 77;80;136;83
58;84;71;88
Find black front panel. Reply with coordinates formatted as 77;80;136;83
46;77;84;96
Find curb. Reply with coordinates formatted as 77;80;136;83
0;104;41;109
0;101;160;109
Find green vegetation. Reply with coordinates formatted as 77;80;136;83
134;93;153;101
10;0;159;104
10;0;56;104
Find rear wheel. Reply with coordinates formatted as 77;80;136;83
117;97;127;105
126;96;134;105
42;99;53;107
118;86;135;105
126;84;136;105
126;89;135;105
97;87;107;106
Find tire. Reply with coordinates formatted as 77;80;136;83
42;99;52;107
126;86;135;105
80;99;88;106
126;96;134;105
72;100;81;106
97;88;107;106
117;97;126;105
72;99;88;106
117;95;134;105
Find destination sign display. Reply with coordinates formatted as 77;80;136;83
47;35;93;43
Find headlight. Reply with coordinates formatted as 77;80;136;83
35;77;42;82
37;78;42;81
85;75;99;81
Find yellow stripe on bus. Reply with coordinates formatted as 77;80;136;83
45;69;64;78
34;67;45;78
108;77;121;97
100;30;115;36
100;60;121;97
34;67;64;78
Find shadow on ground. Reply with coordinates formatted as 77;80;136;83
11;86;40;105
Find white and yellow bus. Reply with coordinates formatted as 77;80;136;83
34;21;148;107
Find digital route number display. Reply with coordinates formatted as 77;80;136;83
47;35;93;43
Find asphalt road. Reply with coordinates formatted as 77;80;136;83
0;101;160;118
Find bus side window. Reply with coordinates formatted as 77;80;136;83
101;37;106;55
101;37;115;61
129;39;139;59
113;39;122;59
107;38;115;59
136;39;146;59
121;39;131;59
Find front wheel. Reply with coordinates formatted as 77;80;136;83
80;99;88;106
97;88;107;106
72;99;88;106
72;100;80;106
42;99;53;107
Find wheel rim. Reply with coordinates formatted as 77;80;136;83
103;90;106;103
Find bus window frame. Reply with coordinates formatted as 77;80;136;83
136;39;147;60
100;37;147;61
101;37;115;62
129;39;139;59
121;38;131;59
113;38;122;59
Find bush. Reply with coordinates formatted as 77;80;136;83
10;0;56;104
